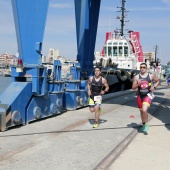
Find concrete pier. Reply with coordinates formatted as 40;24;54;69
0;81;169;170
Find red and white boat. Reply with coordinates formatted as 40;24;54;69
94;0;145;71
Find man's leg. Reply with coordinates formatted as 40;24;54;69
137;95;149;132
89;97;95;113
139;110;145;124
137;95;144;123
94;105;100;123
89;107;95;113
142;96;152;123
139;109;147;132
91;97;102;128
93;104;102;128
141;99;151;134
141;104;149;124
140;110;149;133
88;97;99;127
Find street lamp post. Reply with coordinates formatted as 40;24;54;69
154;45;158;63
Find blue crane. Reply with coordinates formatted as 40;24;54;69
0;0;102;131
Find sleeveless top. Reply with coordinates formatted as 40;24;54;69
138;73;151;96
167;76;170;81
91;76;103;97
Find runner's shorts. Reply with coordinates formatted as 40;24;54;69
88;96;102;107
137;95;152;110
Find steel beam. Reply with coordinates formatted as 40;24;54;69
74;0;101;78
11;0;49;65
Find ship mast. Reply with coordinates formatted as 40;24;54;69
117;0;128;36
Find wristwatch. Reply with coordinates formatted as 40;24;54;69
154;86;156;90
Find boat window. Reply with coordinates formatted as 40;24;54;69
119;42;123;45
104;47;107;55
124;43;127;45
108;42;112;45
118;47;123;56
113;46;117;56
124;46;128;56
113;42;118;45
108;47;112;56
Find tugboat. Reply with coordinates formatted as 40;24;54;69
94;0;145;91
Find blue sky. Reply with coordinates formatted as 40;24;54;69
0;0;170;64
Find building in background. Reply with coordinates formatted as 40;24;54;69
0;53;18;68
48;48;59;63
143;52;155;62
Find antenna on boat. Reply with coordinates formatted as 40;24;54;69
116;0;129;36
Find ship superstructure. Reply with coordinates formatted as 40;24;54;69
94;0;144;70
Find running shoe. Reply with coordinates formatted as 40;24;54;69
141;125;145;132
93;122;99;128
143;124;149;134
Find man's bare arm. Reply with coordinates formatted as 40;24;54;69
103;78;109;92
132;75;139;90
149;74;160;92
87;77;92;96
100;78;109;95
152;75;160;88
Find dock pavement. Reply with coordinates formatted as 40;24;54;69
0;81;169;170
109;96;170;170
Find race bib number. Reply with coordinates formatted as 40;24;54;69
147;92;155;100
94;95;102;101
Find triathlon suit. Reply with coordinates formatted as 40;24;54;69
137;73;152;110
167;76;170;84
89;76;103;107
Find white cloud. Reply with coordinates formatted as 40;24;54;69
162;0;170;6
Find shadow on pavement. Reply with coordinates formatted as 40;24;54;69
152;99;170;131
0;125;145;138
127;122;142;133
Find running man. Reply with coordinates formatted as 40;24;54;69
87;66;109;128
132;63;160;134
166;74;170;87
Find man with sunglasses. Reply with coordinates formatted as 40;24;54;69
132;63;160;134
87;66;109;128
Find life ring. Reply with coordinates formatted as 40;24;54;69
100;72;106;78
93;60;100;67
127;71;133;82
116;69;128;81
101;58;108;68
130;70;138;81
99;58;103;67
108;58;113;67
